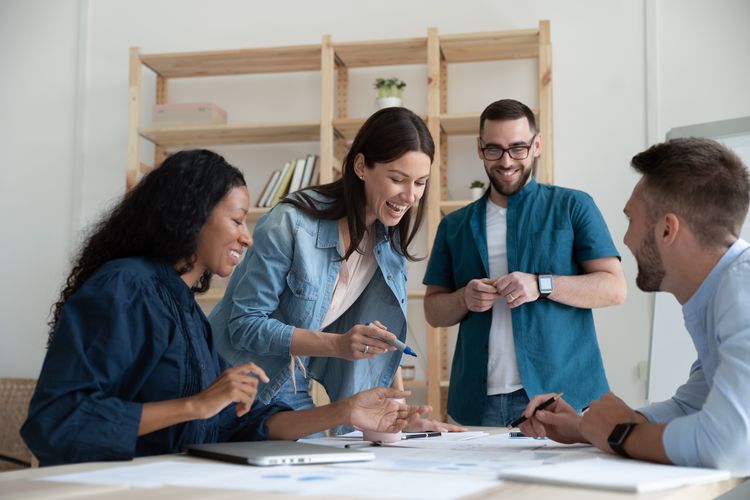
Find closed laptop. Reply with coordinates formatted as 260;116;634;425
183;440;376;466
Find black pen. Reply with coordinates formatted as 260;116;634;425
402;431;441;440
507;392;563;429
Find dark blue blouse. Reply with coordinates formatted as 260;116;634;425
21;257;288;466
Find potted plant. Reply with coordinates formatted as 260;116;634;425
374;77;406;109
470;180;486;200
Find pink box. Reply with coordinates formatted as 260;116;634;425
152;102;227;127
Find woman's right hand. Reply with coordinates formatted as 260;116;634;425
335;322;398;361
188;363;269;419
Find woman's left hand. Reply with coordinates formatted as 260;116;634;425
347;387;428;433
403;416;468;433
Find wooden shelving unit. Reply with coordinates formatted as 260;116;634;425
127;23;554;419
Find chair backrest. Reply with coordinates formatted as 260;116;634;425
0;378;37;470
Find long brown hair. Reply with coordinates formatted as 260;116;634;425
282;107;434;261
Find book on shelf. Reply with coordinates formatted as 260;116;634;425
256;170;280;208
300;154;319;189
262;161;290;207
287;157;308;195
268;160;295;207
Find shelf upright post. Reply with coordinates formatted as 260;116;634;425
538;20;554;185
426;27;445;418
319;35;335;184
154;73;169;168
127;47;142;190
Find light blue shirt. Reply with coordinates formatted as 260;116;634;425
209;193;408;406
639;239;750;475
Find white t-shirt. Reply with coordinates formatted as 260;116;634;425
321;225;378;330
486;199;523;395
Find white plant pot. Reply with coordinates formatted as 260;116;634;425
375;96;402;109
470;187;485;201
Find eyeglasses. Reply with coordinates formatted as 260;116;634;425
479;134;537;161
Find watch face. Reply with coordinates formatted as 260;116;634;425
609;423;631;445
539;275;553;293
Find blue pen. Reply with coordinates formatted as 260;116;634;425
365;322;418;357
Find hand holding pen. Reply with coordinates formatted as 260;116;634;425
365;321;418;357
517;392;586;444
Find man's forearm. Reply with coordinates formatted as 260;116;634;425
548;271;626;309
424;287;468;327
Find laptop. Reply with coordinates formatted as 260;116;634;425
183;440;376;466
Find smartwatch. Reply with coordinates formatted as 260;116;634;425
607;422;638;458
537;274;553;299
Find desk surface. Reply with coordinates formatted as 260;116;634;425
0;428;742;500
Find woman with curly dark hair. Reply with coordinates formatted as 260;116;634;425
21;149;422;466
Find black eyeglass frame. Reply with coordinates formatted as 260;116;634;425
479;133;538;161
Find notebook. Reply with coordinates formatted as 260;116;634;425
499;457;731;493
183;440;376;466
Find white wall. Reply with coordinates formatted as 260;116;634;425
0;0;83;376
2;0;748;409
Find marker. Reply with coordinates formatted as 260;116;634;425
506;392;563;429
365;322;418;357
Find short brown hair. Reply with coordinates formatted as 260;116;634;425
479;99;538;136
631;137;749;248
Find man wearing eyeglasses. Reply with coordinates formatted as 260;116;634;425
423;99;627;427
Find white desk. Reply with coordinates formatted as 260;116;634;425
0;428;743;500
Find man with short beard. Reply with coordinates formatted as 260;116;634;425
520;137;750;475
423;99;627;426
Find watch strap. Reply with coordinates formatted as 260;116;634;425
608;422;638;459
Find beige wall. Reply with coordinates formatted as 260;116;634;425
2;0;748;409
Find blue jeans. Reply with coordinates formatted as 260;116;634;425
273;364;325;438
479;388;530;427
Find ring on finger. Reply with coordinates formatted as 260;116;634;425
363;345;369;354
508;294;516;302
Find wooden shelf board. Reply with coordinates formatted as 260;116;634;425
439;200;471;215
403;379;427;389
140;122;321;147
140;45;322;78
333;115;429;142
440;30;539;63
247;207;269;223
440;113;480;136
333;37;427;67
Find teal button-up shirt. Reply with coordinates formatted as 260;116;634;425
424;178;619;424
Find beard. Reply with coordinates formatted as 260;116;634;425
634;227;666;292
486;162;534;197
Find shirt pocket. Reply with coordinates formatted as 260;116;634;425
528;228;576;275
285;268;319;301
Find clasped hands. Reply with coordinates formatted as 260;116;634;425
464;272;539;311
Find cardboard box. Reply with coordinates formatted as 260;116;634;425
152;102;227;127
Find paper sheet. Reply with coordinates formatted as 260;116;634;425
39;460;501;499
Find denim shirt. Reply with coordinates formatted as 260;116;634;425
210;193;408;405
21;258;287;466
424;178;619;424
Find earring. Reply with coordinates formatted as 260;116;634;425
359;176;364;181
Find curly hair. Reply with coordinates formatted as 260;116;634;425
48;149;245;342
283;106;434;261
